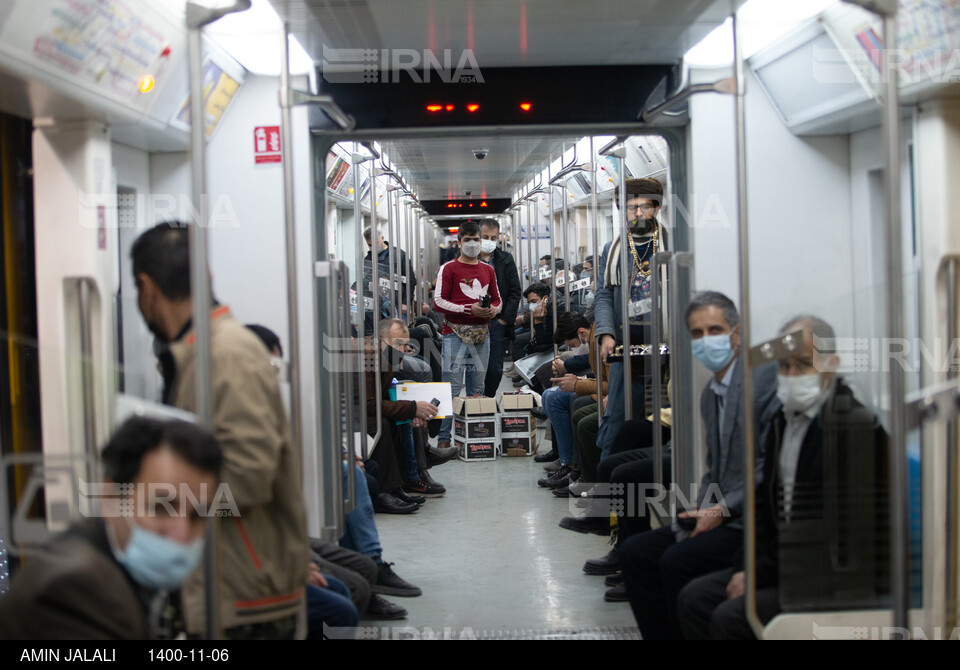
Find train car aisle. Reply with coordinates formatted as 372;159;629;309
374;375;639;639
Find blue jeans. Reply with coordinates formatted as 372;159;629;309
306;577;358;638
543;387;578;465
399;425;420;483
595;362;645;460
341;462;383;561
438;332;491;442
483;319;507;398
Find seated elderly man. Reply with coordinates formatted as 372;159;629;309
677;314;888;639
0;417;221;639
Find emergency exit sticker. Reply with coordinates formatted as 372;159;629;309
254;126;281;165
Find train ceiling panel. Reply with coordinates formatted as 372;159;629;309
276;0;742;68
381;135;577;200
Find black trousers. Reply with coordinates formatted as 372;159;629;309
368;418;403;492
309;539;378;615
621;525;742;640
676;568;781;640
598;447;672;544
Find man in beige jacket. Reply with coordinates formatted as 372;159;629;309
131;222;308;639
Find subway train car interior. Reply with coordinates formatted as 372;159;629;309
0;0;959;642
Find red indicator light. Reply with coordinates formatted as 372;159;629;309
427;104;443;112
445;104;455;111
520;102;532;112
480;201;488;207
466;104;480;112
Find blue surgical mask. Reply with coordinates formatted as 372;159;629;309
580;271;591;280
114;521;204;591
691;333;735;372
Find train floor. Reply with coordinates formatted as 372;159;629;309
374;373;641;640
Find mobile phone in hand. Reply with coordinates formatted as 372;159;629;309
480;293;491;308
430;398;441;406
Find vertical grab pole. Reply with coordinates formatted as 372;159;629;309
732;12;761;640
338;263;353;526
651;252;670;491
590;138;603;429
526;196;534;289
279;21;303;480
548;169;559;358
186;7;218;640
614;148;633;421
369;164;382;450
405;202;413;322
945;257;960;629
880;8;909;634
353;148;369;460
561;184;571;314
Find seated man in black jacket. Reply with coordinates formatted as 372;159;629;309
676;314;888;639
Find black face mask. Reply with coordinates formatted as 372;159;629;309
385;346;405;366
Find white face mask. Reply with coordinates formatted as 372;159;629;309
461;240;481;258
776;374;825;414
480;239;497;254
527;300;540;312
571;333;589;355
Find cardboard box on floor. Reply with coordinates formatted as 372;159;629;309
453;396;499;461
499;391;540;457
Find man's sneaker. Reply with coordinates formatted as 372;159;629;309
604;583;628;602
559;514;612;535
541;466;580;489
543;459;564;473
436;440;452;451
403;479;445;498
362;594;407;620
583;547;620;576
374;562;422;597
534;449;558;463
537;464;573;487
604;573;623;588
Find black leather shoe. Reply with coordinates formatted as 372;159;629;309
559;514;612;535
362;594;407;620
552;485;575;498
419;468;446;493
426;444;458;466
374;562;422;597
583;547;620;575
604;573;623;588
394;488;426;505
534;449;558;463
604;583;628;602
376;492;419;515
530;406;548;421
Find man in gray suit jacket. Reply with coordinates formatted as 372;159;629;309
619;291;780;640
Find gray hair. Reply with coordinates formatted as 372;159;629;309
684;291;740;330
378;317;406;339
779;314;836;354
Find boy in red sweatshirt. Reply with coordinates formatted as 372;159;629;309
433;220;502;448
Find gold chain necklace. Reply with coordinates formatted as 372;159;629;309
626;224;658;278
